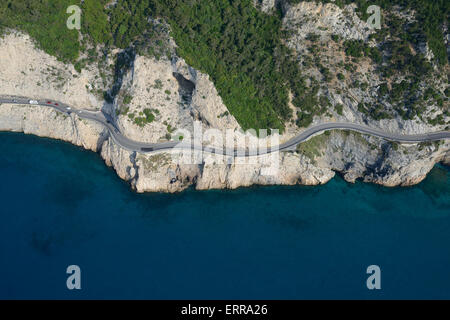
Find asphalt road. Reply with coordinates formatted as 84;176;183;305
1;96;449;156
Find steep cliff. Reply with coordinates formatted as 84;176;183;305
0;0;448;193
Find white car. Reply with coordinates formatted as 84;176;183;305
29;100;39;105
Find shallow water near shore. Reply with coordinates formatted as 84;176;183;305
0;131;449;299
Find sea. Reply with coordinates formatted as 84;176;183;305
0;131;449;299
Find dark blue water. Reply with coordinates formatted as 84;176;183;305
0;131;449;299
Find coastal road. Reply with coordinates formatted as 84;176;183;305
1;96;449;156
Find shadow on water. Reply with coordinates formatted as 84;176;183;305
271;213;310;231
419;164;449;205
1;131;448;224
132;191;182;223
1;131;450;298
30;231;53;256
42;175;94;213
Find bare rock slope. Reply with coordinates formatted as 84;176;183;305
0;5;448;193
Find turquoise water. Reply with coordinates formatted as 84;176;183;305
0;131;449;299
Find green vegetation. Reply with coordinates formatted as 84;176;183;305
331;1;446;121
331;34;340;42
295;0;448;65
123;94;133;105
217;111;230;118
153;79;163;89
390;141;399;151
166;124;176;134
344;40;365;58
1;0;316;132
358;102;368;115
81;0;111;45
1;0;447;130
151;0;305;132
343;40;383;65
417;141;436;151
306;33;321;42
295;85;321;127
119;106;130;116
296;133;329;163
0;0;81;62
335;104;344;116
129;108;155;127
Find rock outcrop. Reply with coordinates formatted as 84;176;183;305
0;8;448;193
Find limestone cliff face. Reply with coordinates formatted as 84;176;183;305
311;131;449;187
0;103;106;152
0;32;103;110
2;100;446;193
0;21;448;193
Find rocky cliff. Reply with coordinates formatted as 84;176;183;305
0;1;448;193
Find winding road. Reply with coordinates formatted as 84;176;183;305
1;95;449;156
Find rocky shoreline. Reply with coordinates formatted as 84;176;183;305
0;101;448;193
0;0;448;193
